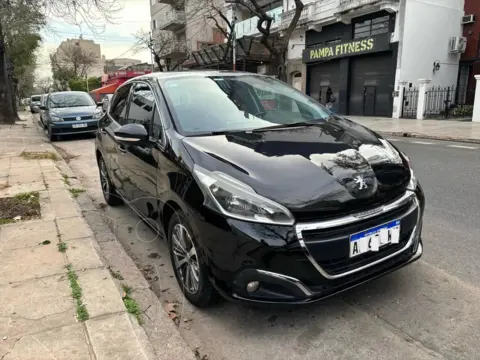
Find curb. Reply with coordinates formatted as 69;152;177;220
33;118;196;360
379;131;480;145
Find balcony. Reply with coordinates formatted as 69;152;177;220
336;0;399;15
280;3;314;29
235;7;283;39
159;39;188;59
158;9;186;31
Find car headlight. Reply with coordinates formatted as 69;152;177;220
401;151;417;190
93;109;102;119
50;115;63;122
193;165;295;225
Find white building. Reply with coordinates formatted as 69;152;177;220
228;0;464;118
54;38;105;78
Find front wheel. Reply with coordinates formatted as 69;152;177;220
168;210;219;308
98;157;123;206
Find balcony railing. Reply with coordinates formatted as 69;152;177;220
159;39;188;58
235;7;283;39
158;9;186;31
337;0;399;14
280;3;313;28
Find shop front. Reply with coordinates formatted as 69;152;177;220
303;12;398;117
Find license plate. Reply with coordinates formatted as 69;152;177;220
72;123;87;128
349;220;401;258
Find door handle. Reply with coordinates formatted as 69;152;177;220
100;128;107;134
117;144;126;154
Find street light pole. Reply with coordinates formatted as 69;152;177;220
86;74;89;92
232;5;236;72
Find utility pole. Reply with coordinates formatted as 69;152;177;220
86;74;89;92
150;32;154;72
232;5;236;71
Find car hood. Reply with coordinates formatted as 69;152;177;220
182;118;411;218
50;106;97;117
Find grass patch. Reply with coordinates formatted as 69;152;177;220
0;191;41;223
57;241;67;252
62;174;71;186
68;188;85;198
20;151;59;161
66;264;89;321
109;268;124;280
121;284;142;324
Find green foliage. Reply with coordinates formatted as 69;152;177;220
68;77;101;92
451;105;473;118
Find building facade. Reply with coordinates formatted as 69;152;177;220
54;38;105;77
460;0;480;105
104;58;143;73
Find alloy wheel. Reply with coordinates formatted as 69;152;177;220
172;223;200;294
99;160;110;196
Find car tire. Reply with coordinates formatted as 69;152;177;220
98;156;123;206
168;209;219;308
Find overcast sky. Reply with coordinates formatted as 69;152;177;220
37;0;152;78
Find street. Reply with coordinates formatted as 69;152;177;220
51;130;480;360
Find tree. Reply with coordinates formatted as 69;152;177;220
36;76;53;93
133;30;187;72
52;43;97;78
224;0;304;82
0;0;121;123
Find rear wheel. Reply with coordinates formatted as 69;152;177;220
168;210;219;308
98;156;123;206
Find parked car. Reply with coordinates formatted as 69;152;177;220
29;95;42;113
96;72;425;308
39;94;49;127
40;91;103;141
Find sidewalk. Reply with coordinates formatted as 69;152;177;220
347;116;480;144
0;114;194;360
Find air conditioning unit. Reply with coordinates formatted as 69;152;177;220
449;37;467;53
462;14;475;24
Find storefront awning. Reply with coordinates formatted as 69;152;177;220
89;83;117;95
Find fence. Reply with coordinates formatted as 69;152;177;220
424;86;474;119
401;87;419;118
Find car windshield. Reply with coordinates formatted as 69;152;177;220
161;75;331;135
48;93;95;108
31;96;41;102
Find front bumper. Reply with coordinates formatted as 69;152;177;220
197;189;425;304
49;119;98;135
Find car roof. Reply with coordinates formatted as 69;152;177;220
125;71;271;84
49;91;89;95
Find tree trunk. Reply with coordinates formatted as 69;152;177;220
0;21;15;124
276;51;287;83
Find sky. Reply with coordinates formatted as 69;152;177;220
37;0;152;78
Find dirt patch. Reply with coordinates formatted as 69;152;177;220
53;145;79;163
0;191;41;224
20;151;59;161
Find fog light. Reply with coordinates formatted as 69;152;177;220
246;281;260;293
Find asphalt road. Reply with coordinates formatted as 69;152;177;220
50;128;480;360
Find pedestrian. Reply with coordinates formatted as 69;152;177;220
326;87;336;111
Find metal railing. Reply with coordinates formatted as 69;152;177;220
235;7;283;39
401;87;419;119
158;9;186;30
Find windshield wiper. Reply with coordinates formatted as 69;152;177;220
251;121;321;132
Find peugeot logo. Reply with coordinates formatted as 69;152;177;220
354;175;367;190
76;116;81;121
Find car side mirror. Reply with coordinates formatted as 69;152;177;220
114;123;151;147
96;102;103;106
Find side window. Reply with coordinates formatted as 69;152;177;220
109;84;132;123
126;83;155;133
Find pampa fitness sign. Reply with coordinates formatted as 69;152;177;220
302;34;391;63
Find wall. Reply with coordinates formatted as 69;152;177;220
462;0;480;61
397;0;463;87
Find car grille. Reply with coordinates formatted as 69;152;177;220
62;115;93;121
297;193;418;277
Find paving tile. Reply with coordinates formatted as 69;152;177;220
0;274;73;321
9;158;37;168
0;182;46;197
42;170;63;181
77;268;125;318
0;220;57;250
40;199;80;220
66;237;103;270
9;172;44;184
47;179;68;190
2;323;91;360
0;245;65;285
9;166;42;177
57;217;93;241
86;313;148;360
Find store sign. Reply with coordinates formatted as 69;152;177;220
303;34;391;63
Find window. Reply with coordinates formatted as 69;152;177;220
109;83;132;123
48;92;95;108
152;20;157;30
161;75;330;136
354;15;389;39
126;83;155;133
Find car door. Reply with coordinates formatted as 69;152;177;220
99;83;133;195
117;82;159;219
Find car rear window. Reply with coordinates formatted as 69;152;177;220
31;96;41;102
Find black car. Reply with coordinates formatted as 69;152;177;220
95;71;425;307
